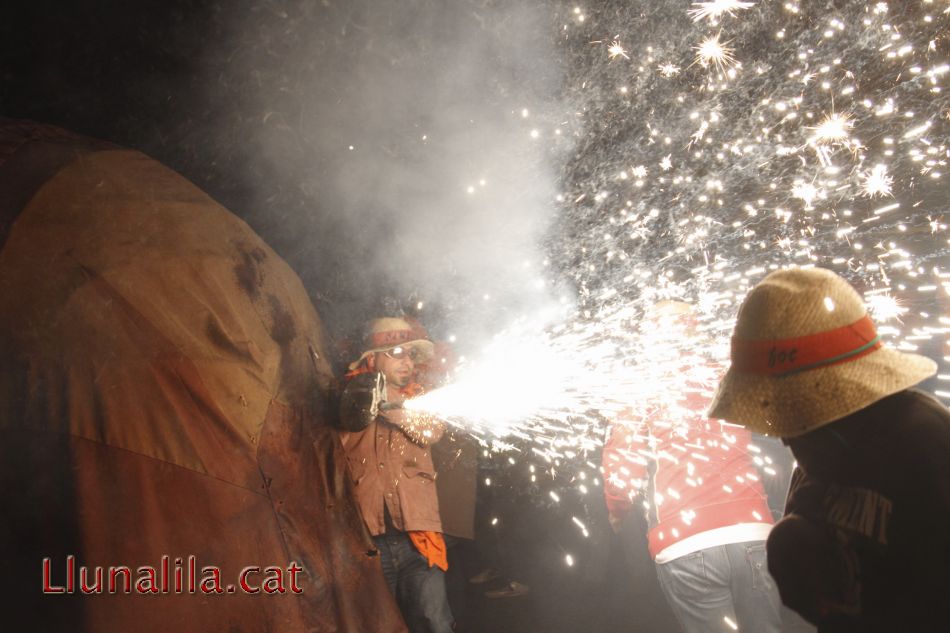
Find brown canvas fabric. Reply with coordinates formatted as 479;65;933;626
432;434;478;540
0;122;406;632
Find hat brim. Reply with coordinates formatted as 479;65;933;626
708;346;937;438
347;339;435;371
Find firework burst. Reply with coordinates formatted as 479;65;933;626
859;164;894;198
688;0;755;23
808;112;855;145
607;40;630;60
694;32;738;73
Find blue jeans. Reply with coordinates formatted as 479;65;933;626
373;530;454;633
656;541;783;633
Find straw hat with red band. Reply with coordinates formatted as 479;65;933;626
348;317;435;371
708;267;937;438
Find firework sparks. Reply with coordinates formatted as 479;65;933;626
808;112;854;145
791;182;820;209
859;164;893;198
403;0;950;569
688;1;755;23
865;292;908;323
694;32;738;73
607;40;630;60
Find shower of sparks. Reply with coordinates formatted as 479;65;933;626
405;0;950;568
865;292;908;323
791;182;819;209
405;303;647;438
860;164;893;198
607;40;630;60
808;112;854;146
694;33;738;73
688;1;755;23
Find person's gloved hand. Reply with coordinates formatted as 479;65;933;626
339;371;385;432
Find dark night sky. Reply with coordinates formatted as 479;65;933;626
3;1;368;335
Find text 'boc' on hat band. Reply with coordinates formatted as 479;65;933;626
731;315;881;377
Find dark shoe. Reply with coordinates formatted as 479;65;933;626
484;581;530;599
468;568;501;585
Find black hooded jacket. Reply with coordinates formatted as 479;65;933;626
768;389;950;632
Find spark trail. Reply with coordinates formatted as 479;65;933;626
406;0;950;564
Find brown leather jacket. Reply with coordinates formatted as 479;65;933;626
340;407;445;536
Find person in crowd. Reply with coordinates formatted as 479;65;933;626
709;267;950;631
338;317;454;633
603;300;785;633
466;452;533;599
406;317;530;601
411;329;491;620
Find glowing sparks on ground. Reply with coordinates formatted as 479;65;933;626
688;1;755;23
658;62;682;77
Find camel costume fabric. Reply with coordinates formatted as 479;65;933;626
0;119;406;633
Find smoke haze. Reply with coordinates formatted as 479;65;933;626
211;0;570;339
1;0;571;349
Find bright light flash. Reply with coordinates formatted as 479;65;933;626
865;294;908;322
792;182;819;208
403;303;723;441
860;164;893;198
608;40;630;60
808;112;854;145
695;33;738;72
688;0;755;22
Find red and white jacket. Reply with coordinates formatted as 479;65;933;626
603;381;773;561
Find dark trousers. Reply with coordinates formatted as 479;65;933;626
373;528;454;633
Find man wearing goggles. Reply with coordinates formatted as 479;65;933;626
337;317;453;633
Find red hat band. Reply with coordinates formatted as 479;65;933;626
366;329;414;350
731;315;881;377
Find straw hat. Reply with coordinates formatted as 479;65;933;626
348;317;435;371
708;267;936;437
